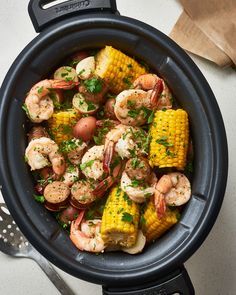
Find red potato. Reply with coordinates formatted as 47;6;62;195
58;205;80;225
70;51;89;68
72;93;99;115
104;97;117;120
73;116;97;142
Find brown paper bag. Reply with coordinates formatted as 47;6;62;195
180;0;236;66
169;11;233;67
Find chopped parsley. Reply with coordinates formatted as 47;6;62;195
123;76;133;87
33;194;45;203
156;136;173;147
84;77;102;93
87;100;97;111
166;149;175;158
147;110;155;124
61;72;69;78
128;109;140;118
37;86;43;94
122;212;133;223
186;161;193;173
80;160;95;170
22;103;31;118
62;124;72;135
123;193;132;205
140;215;146;226
127;100;136;108
130;157;144;169
93;127;109;145
78;69;85;76
130;179;140;187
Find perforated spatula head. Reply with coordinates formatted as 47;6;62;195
0;203;31;257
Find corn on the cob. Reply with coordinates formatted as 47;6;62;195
149;109;189;170
142;198;179;243
101;186;140;248
48;109;79;144
95;46;147;94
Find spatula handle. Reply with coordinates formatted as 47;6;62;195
30;248;76;295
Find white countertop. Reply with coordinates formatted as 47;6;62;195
0;1;235;294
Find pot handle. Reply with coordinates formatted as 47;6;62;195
28;0;118;32
102;266;195;295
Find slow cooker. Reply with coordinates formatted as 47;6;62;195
0;1;228;294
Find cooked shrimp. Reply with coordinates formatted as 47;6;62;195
103;125;148;173
80;145;105;181
120;171;156;203
154;172;191;218
70;180;97;208
114;89;153;126
25;79;75;123
114;74;165;126
62;165;79;187
93;156;125;197
133;73;159;90
133;73;173;111
70;211;105;253
103;124;128;172
25;137;66;176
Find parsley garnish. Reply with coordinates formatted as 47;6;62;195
156;136;173;147
33;194;45;203
131;157;140;169
147;110;155;124
123;76;132;87
22;103;31;118
122;212;133;223
186;161;193;173
166;149;175;158
87;100;97;111
128;109;140;118
93;127;109;145
61;72;69;78
62;124;72;135
130;179;140;187
127;100;136;108
123;193;132;205
37;86;43;94
78;69;85;76
84;78;102;93
140;215;146;225
80;160;95;170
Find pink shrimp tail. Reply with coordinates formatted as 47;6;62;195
150;79;164;108
154;192;166;219
92;176;114;197
74;210;86;228
103;142;114;174
51;79;78;90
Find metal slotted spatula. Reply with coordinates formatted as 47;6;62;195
0;203;76;295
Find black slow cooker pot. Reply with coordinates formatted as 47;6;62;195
0;1;228;294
